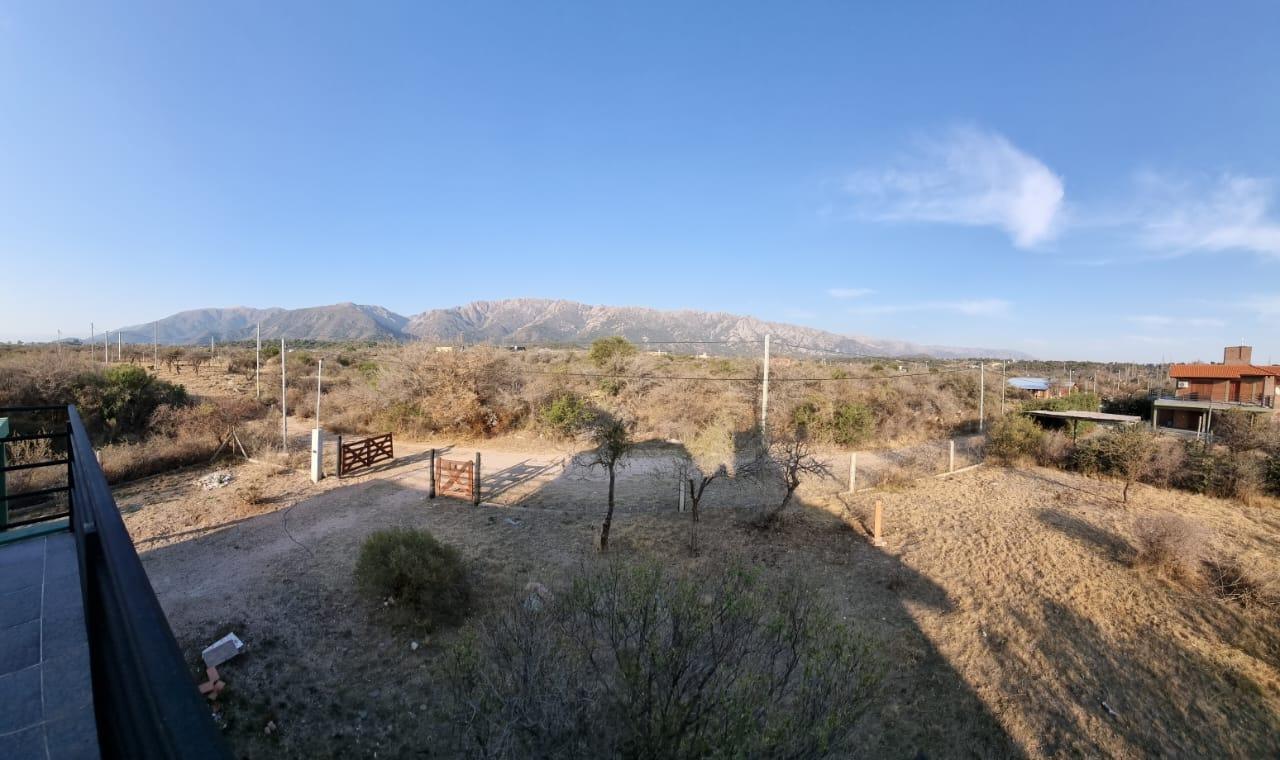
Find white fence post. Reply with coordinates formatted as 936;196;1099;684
847;452;857;493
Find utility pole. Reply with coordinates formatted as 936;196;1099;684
281;338;288;454
117;332;121;362
978;361;985;433
315;359;323;427
56;329;62;356
153;323;158;370
104;334;109;364
1000;361;1006;415
760;334;771;439
255;322;261;400
90;323;94;359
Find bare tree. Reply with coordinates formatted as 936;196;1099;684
163;348;183;374
575;410;634;552
674;415;737;555
757;431;830;527
187;349;207;376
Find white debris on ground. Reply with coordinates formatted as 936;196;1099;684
196;470;235;490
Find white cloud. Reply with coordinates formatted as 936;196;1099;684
845;126;1064;248
850;298;1010;317
1137;173;1280;259
1126;314;1226;328
826;287;874;299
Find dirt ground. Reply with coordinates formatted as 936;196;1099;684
114;440;1280;759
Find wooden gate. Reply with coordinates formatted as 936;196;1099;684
435;457;474;500
337;433;394;477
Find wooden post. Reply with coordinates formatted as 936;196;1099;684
847;452;857;493
473;452;481;506
948;440;955;473
873;500;885;547
429;448;436;499
678;479;686;512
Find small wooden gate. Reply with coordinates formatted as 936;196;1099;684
435;457;474;500
337;433;394;477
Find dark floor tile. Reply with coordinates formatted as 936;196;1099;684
0;560;42;595
0;723;46;760
44;702;100;760
42;649;92;722
41;614;87;661
0;538;44;568
0;620;41;676
0;586;41;629
0;665;42;734
43;574;82;613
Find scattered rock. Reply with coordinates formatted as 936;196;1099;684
264;720;277;736
196;470;235;490
504;516;524;527
410;641;419;651
523;581;552;611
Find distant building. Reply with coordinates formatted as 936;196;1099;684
1153;345;1278;434
1007;377;1075;399
434;346;455;353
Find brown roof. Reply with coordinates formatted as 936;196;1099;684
1169;363;1280;379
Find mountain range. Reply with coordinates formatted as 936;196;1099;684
106;299;1028;359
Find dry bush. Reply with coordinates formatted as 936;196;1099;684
1132;514;1206;581
240;481;270;506
441;562;881;759
1037;430;1072;468
1143;436;1187;489
1202;556;1276;609
3;435;60;495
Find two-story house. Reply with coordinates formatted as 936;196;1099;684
1152;345;1279;434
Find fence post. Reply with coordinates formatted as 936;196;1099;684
429;448;436;499
473;452;481;506
847;452;857;493
336;435;343;478
873;500;885;547
948;440;955;473
678;479;685;512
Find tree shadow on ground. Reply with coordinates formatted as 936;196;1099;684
1036;507;1133;563
136;439;1030;759
998;596;1280;757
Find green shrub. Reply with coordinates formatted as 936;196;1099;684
96;365;188;441
986;414;1043;463
830;401;874;446
442;562;881;758
587;336;636;369
354;528;470;630
537;391;592;438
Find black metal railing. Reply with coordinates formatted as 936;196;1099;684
2;405;230;759
65;405;231;759
0;405;72;530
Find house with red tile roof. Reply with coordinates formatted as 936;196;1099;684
1153;346;1278;434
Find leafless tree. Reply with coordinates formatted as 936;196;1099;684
575;410;634;551
757;431;830;527
672;415;737;555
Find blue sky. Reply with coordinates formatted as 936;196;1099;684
2;1;1278;361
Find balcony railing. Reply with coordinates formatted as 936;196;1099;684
1157;392;1274;408
2;405;230;759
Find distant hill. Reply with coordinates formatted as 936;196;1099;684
113;303;406;344
405;299;1026;359
107;299;1028;359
